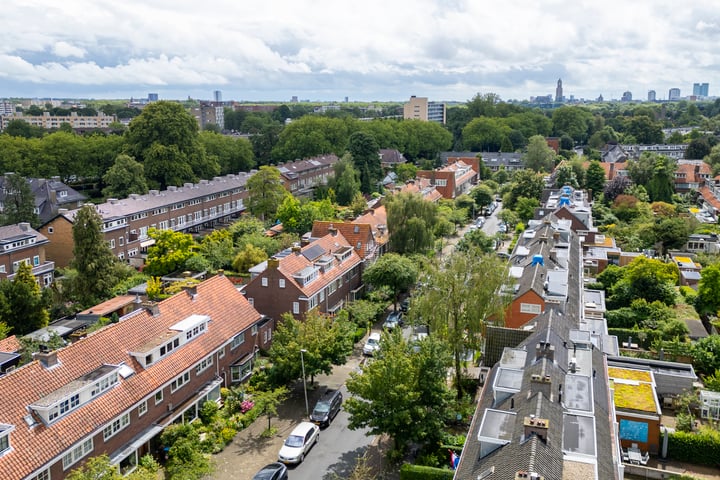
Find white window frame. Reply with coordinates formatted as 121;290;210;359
28;468;50;480
103;413;130;441
138;400;148;417
62;438;93;470
195;355;214;375
154;390;163;405
218;346;226;359
279;279;285;288
293;302;300;314
230;333;245;349
170;371;190;393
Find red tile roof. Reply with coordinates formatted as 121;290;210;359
353;205;389;248
311;221;375;259
0;275;262;480
699;185;720;211
78;295;137;317
0;335;21;353
272;233;362;297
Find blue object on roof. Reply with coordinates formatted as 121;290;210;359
531;254;544;266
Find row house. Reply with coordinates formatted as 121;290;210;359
0;223;54;287
394;178;443;203
621;144;688;160
310;205;389;264
378;149;407;170
39;173;253;268
441;151;525;174
674;160;711;193
0;274;272;480
504;216;580;329
244;232;363;321
457;307;621;479
416;160;478;199
276;155;338;198
0;176;85;225
0;112;117;132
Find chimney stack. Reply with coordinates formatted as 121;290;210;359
18;222;30;232
33;348;59;369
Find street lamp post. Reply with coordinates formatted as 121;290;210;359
300;349;309;417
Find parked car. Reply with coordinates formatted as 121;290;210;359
383;310;404;330
400;298;410;313
310;388;343;427
498;223;507;233
363;332;381;356
252;462;288;480
278;421;320;464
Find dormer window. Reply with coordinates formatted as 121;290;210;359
130;314;209;368
0;424;14;455
293;266;320;286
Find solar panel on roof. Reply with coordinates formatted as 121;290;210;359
302;244;326;261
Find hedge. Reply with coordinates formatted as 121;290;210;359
667;429;720;467
399;463;455;480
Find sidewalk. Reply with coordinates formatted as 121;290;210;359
212;349;367;479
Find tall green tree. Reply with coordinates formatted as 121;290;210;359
385;192;438;254
363;253;419;311
102;154;148;198
345;331;452;451
198;130;255;174
268;311;355;386
144;229;197;277
506;169;545;209
696;263;720;318
66;454;158;480
70;205;125;307
1;173;39;227
0;263;49;335
125;101;218;188
552;106;594;143
349;131;381;194
411;249;508;398
585;160;607;199
246;166;288;221
330;155;360;205
523;135;556;172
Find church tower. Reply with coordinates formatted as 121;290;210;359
555;79;563;102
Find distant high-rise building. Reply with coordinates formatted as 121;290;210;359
693;83;709;97
555;78;563;102
648;90;656;102
403;96;446;124
621;91;633;102
213;90;222;102
147;93;158;102
669;88;681;101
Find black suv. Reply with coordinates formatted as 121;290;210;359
310;389;343;427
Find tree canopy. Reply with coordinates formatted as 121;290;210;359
245;166;288;221
362;253;419;311
386;192;439;254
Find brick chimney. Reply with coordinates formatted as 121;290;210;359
33;348;59;369
523;415;549;442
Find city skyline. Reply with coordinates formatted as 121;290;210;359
2;1;720;103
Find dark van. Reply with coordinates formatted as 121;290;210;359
310;389;343;427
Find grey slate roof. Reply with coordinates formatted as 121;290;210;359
60;173;253;222
0;176;86;225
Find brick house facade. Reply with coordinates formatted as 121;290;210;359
38;173;253;268
0;274;271;480
276;155;338;198
0;223;54;287
244;232;363;321
416;160;478;199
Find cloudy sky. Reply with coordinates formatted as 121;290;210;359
2;1;719;103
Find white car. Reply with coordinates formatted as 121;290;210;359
278;421;320;464
363;332;381;356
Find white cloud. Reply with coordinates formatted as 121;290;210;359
52;41;86;58
0;0;719;101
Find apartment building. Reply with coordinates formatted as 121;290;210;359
0;112;117;131
0;274;271;480
244;232;364;321
276;155;338;198
0;223;54;287
403;96;446;124
39;173;252;268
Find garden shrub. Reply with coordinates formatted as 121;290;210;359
399;463;454;480
668;427;720;466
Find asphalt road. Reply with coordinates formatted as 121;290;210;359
287;385;373;480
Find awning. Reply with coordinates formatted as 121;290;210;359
140;239;155;248
110;424;164;464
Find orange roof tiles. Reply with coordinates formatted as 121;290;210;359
311;221;375;259
274;233;362;297
0;335;21;353
78;295;137;317
0;275;262;480
699;186;720;211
